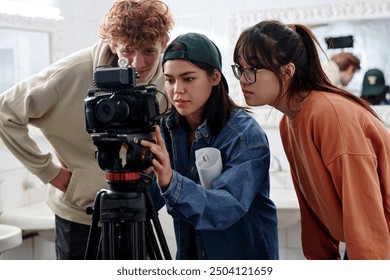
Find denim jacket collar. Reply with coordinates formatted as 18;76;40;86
164;113;212;144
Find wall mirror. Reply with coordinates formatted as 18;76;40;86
227;0;390;125
0;13;64;93
311;18;390;95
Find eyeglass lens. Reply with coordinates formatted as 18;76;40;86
231;65;256;84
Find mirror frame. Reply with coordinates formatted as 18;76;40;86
0;13;64;63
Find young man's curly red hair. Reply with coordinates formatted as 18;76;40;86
99;0;174;50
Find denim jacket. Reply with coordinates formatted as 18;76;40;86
150;109;278;259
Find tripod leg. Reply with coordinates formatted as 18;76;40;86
129;222;147;259
145;191;172;260
85;191;104;260
119;221;144;259
101;222;116;260
145;219;162;259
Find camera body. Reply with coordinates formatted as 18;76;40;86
84;62;159;172
84;65;160;135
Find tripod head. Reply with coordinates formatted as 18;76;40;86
92;133;154;172
91;132;155;192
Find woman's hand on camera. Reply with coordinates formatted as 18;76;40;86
141;126;172;191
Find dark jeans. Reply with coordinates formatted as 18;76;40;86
55;215;101;260
55;215;148;260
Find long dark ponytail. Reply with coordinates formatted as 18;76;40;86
292;23;378;118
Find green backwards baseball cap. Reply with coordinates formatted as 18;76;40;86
162;32;229;92
362;68;386;96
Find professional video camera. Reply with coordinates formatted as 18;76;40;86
84;58;160;172
85;58;160;135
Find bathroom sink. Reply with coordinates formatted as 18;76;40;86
0;224;22;253
270;188;299;210
270;188;301;229
0;201;54;231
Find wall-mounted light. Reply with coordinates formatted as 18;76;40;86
0;0;62;20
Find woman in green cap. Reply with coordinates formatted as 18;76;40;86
142;32;279;260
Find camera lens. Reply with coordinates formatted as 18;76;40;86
95;99;116;123
95;97;130;124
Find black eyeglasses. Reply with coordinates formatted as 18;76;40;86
231;64;265;84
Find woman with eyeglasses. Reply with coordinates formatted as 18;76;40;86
232;20;390;260
141;32;279;259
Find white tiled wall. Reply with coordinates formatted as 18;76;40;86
0;127;56;260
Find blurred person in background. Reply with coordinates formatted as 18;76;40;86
323;52;361;87
361;68;390;105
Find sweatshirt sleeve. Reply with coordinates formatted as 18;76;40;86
290;170;341;260
328;154;390;259
0;69;61;183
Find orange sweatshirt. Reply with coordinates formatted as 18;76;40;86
280;91;390;260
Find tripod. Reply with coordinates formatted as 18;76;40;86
84;135;172;260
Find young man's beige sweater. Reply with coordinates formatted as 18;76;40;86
0;40;167;225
